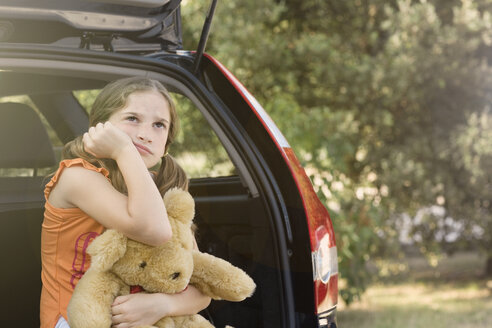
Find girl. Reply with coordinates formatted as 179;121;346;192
40;77;211;328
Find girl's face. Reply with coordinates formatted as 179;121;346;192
108;90;171;168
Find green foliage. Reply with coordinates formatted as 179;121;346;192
73;89;101;113
182;0;492;304
170;94;235;178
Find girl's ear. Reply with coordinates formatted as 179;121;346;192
87;229;127;272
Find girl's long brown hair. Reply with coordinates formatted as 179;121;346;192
63;76;188;194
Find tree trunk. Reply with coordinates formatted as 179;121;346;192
485;255;492;277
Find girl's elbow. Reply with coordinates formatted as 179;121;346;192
159;229;173;245
202;295;212;309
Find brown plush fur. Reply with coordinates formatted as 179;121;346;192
67;188;255;328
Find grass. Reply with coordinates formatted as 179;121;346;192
337;251;492;328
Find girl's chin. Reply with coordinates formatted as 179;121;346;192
144;158;161;169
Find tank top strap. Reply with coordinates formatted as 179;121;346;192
44;158;110;200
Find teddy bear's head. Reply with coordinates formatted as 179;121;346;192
86;188;196;294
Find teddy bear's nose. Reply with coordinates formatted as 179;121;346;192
139;261;147;269
171;272;180;280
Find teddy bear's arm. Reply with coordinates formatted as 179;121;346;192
190;251;256;302
67;270;125;328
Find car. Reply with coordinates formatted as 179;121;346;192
0;1;338;327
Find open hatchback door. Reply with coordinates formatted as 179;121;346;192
0;0;182;51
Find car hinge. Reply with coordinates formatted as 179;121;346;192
79;32;119;52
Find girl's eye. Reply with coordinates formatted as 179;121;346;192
126;116;137;122
154;122;166;129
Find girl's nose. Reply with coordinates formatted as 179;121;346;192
137;129;151;143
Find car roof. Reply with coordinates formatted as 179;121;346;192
0;0;182;52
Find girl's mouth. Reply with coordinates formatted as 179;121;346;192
133;142;153;155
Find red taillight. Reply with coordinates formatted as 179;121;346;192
283;148;338;313
205;53;338;313
312;226;339;311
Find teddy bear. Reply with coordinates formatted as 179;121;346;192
67;188;256;328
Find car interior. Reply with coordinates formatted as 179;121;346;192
0;66;284;327
0;101;53;326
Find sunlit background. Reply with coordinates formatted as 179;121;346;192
179;1;491;327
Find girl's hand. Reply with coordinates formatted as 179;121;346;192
83;122;133;161
111;293;170;328
110;285;211;328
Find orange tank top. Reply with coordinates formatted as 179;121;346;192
40;158;109;328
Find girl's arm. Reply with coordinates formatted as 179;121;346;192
49;122;171;246
110;285;212;327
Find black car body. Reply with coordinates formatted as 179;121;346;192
0;1;338;327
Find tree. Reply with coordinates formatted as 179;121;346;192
181;0;492;304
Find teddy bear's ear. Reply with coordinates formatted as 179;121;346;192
163;188;195;225
87;229;127;272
